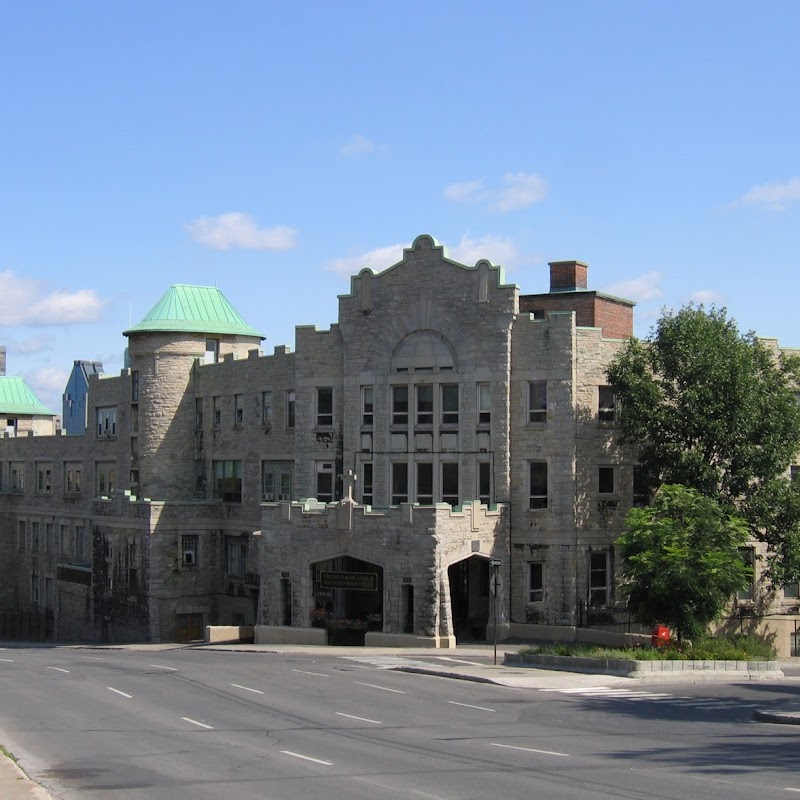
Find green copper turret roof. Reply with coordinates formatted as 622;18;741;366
0;376;56;416
123;284;264;338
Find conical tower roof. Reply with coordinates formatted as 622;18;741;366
0;376;56;416
123;284;264;338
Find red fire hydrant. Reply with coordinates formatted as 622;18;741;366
651;624;671;648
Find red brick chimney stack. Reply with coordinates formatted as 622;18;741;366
549;260;588;293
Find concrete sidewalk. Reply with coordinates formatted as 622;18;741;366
0;751;51;800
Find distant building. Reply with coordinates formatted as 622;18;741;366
62;361;104;435
0;345;6;376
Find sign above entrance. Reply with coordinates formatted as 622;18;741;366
319;571;378;592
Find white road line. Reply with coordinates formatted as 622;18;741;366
81;656;103;660
47;667;70;673
149;664;178;671
336;712;381;724
784;789;800;793
491;743;570;758
435;656;484;665
281;750;333;766
540;686;611;693
291;669;330;678
354;681;405;694
108;687;133;699
447;701;496;712
0;658;14;662
182;717;214;730
231;683;264;694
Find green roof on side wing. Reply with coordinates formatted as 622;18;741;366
0;376;56;416
123;284;264;339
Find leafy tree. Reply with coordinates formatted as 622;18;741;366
606;304;800;584
617;485;751;641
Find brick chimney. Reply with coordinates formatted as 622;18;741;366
549;260;588;293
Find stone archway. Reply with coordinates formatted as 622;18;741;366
310;555;384;646
448;555;490;642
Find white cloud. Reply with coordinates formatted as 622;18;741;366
602;272;664;303
340;134;383;157
443;180;484;203
186;213;297;251
491;172;549;212
12;335;55;355
688;289;725;305
26;366;70;394
447;234;518;267
736;177;800;211
0;271;105;326
325;243;406;276
444;172;548;212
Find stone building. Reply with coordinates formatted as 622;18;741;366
1;234;797;651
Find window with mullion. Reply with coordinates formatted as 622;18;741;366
441;462;459;506
392;462;408;504
441;384;458;425
416;384;433;425
392;386;408;426
416;462;433;504
529;462;548;509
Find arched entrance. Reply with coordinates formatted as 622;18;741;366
448;556;490;642
311;555;383;646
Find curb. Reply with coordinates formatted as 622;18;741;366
753;710;800;725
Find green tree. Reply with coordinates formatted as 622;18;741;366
606;304;800;584
617;485;751;641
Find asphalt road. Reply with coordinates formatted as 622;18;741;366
2;647;800;799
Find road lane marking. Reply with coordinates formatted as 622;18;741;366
281;750;333;766
291;669;330;678
491;743;570;758
108;687;133;699
182;717;214;730
149;664;178;671
0;658;14;662
784;789;800;793
447;701;496;712
435;656;484;665
81;656;103;660
47;667;70;673
231;683;264;694
354;681;405;694
336;712;381;724
540;687;610;693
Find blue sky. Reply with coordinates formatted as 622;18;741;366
2;2;799;414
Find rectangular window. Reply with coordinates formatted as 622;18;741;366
75;526;86;561
416;384;433;425
226;536;248;578
598;466;615;495
194;460;205;494
31;521;40;552
528;562;544;603
131;404;139;433
317;387;333;427
599;386;616;423
46;523;54;553
45;577;54;609
212;396;221;427
287;391;296;428
633;466;649;507
234;394;243;426
204;338;219;364
18;520;26;550
783;583;799;600
441;384;459;425
11;463;24;491
262;460;293;501
361;462;373;505
528;381;547;423
262;391;273;427
441;462;459;506
316;462;334;503
791;465;800;482
60;525;68;555
213;460;242;502
478;461;491;505
392;385;409;426
131;370;139;401
96;407;117;437
529;462;548;510
195;398;204;429
181;534;198;566
96;463;116;497
737;547;755;601
477;383;491;425
31;573;39;605
36;465;52;493
392;462;408;504
589;551;610;606
416;462;433;504
362;386;374;427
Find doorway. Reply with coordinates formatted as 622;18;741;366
448;557;490;642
